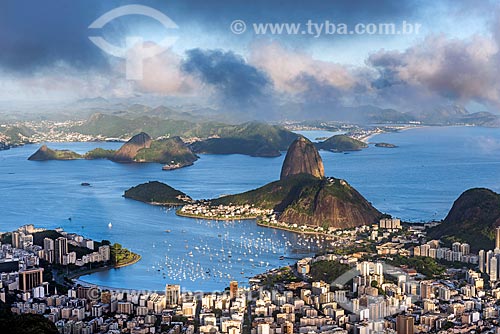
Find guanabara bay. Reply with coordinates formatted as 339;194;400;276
2;1;500;334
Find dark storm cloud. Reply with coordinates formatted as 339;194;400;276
182;48;272;106
0;0;113;72
173;0;420;27
0;0;421;73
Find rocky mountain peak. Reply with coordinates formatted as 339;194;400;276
280;137;324;180
113;132;152;162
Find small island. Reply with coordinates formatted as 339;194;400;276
123;181;192;205
374;142;398;148
316;135;368;152
28;145;82;160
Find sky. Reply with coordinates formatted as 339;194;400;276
0;0;499;117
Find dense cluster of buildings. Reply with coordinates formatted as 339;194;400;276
179;203;273;220
5;219;500;333
244;220;500;333
0;120;105;148
10;284;198;334
0;225;110;301
477;227;500;283
7;278;248;334
412;241;477;264
246;257;500;334
7;225;110;268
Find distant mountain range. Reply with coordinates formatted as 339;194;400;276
69;102;500;133
289;103;500;126
2;100;499;151
3;94;499;125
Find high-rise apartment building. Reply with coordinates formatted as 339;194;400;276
230;281;238;299
165;284;181;307
55;237;68;265
19;268;44;292
396;315;414;334
496;227;500;250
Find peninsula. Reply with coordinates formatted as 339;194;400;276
126;137;382;230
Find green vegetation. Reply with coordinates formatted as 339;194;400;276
32;230;63;245
32;230;99;259
213;174;380;228
124;181;191;205
212;174;320;210
111;243;141;267
316;135;368;152
190;137;280;157
212;121;299;150
385;255;446;278
28;145;82;160
427;188;500;251
28;136;197;167
0;303;57;334
134;137;197;165
85;148;116;159
261;267;300;287
0;232;12;245
72;114;298;150
51;150;82;159
0;125;35;146
309;260;350;282
71;113;221;138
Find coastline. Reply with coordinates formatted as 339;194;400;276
176;209;260;221
67;254;142;281
256;220;333;237
362;125;427;143
114;253;142;268
124;197;186;207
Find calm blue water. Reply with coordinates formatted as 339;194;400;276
294;130;344;142
1;126;500;291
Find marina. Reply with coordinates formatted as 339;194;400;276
2;127;500;290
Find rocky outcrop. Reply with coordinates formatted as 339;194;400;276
28;145;52;160
280;137;324;180
0;141;10;150
278;177;381;229
210;136;381;229
113;132;152;162
28;145;82;160
134;136;198;166
427;188;500;250
213;174;381;229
